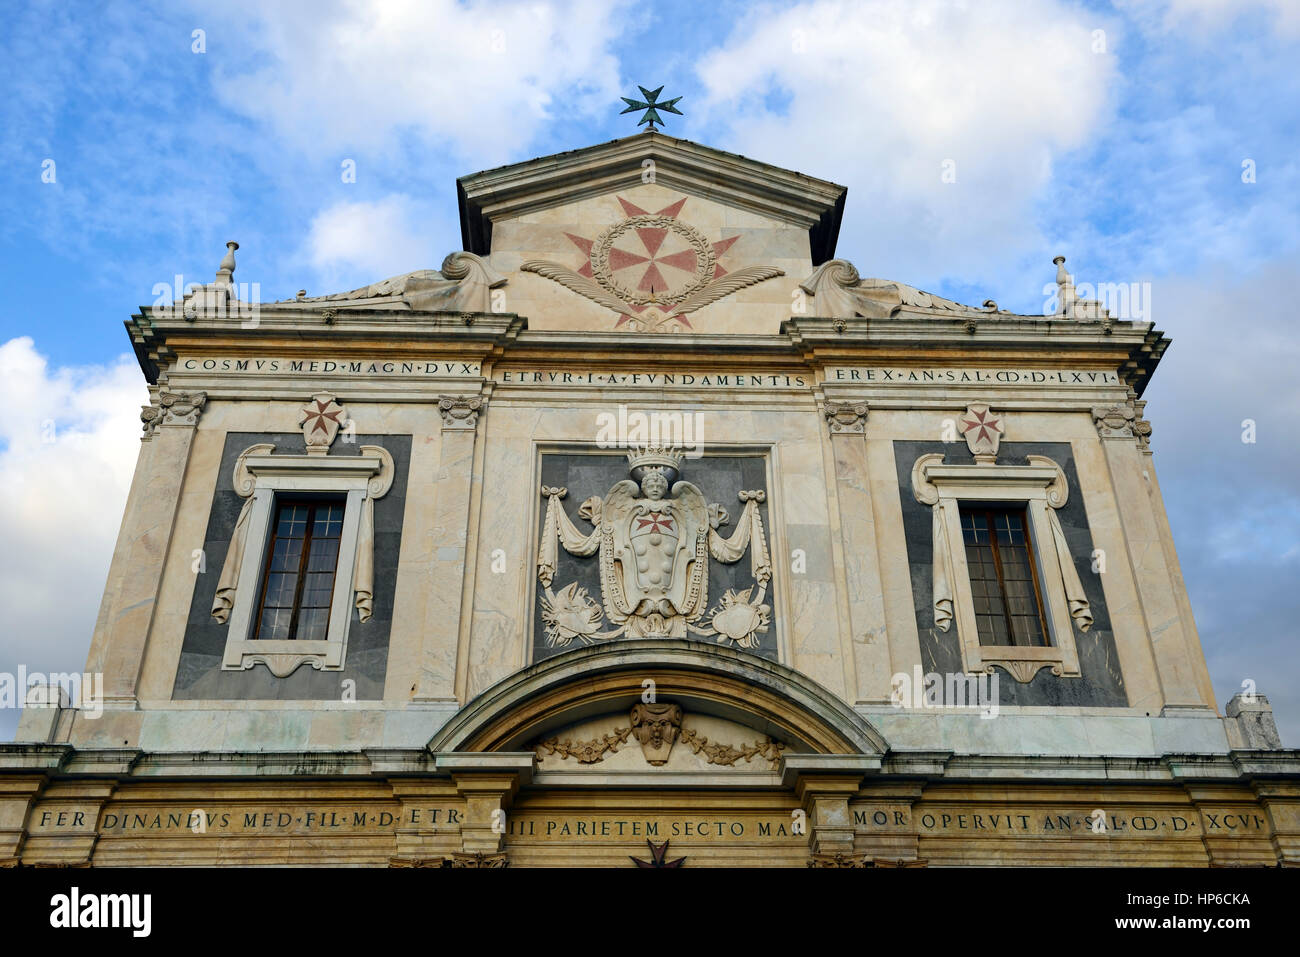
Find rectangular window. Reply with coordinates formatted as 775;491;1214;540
254;499;345;641
960;505;1049;647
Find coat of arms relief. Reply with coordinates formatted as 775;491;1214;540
521;195;784;332
536;447;774;650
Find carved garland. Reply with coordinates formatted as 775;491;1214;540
676;727;786;769
533;718;786;770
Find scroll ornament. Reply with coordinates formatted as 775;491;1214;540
799;259;987;320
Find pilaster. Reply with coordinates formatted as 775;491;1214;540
1092;405;1210;710
412;392;487;704
87;390;206;711
822;398;892;704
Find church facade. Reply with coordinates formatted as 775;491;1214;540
4;132;1297;867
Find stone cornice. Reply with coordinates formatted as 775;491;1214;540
5;744;1296;784
785;315;1169;396
126;309;525;385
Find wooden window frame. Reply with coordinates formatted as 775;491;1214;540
960;505;1051;648
253;498;346;642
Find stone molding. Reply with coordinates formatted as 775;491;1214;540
428;640;889;758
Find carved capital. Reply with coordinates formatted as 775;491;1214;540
1091;403;1134;437
1092;401;1151;450
141;390;207;437
824;400;868;435
438;394;484;430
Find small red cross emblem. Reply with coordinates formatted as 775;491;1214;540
960;407;1003;444
636;514;675;534
302;398;343;436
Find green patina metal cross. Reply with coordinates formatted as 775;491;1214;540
620;85;683;132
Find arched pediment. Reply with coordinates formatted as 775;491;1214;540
427;639;888;757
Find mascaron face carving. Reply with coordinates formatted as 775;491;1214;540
630;702;683;765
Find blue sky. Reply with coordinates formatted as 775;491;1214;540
1;0;1298;742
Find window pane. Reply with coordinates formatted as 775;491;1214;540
255;498;345;642
959;505;1048;648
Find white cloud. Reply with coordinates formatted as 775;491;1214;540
1120;0;1300;37
692;0;1118;287
0;338;146;736
302;194;440;289
208;0;629;166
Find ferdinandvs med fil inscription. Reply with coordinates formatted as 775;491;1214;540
27;803;1267;843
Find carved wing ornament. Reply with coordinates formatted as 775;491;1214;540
671;265;786;315
519;260;639;316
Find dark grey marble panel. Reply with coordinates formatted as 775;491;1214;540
534;451;777;662
891;440;1127;707
172;432;410;701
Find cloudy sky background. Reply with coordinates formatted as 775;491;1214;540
0;0;1296;742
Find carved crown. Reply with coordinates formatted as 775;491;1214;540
626;444;685;477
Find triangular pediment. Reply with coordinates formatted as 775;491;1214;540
457;132;846;264
456;134;845;334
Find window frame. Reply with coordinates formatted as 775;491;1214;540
218;444;393;677
912;454;1087;683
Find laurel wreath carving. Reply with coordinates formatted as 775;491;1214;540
535;727;633;764
591;215;715;306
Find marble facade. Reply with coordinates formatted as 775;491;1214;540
2;132;1296;868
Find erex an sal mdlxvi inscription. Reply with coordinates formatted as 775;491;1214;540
828;367;1122;385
